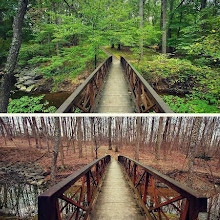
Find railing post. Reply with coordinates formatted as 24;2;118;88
38;196;58;220
143;172;150;204
133;164;137;185
86;172;91;205
96;163;100;184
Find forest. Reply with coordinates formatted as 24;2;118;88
0;116;219;219
0;0;219;113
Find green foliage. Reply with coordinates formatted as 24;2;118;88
177;17;220;66
8;95;57;113
163;95;220;113
137;54;220;113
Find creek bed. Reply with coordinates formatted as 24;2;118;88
0;182;47;219
10;90;72;109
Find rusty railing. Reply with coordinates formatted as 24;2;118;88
38;155;111;220
118;155;207;220
56;56;112;113
121;57;173;113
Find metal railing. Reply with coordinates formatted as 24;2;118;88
38;155;111;220
56;56;112;113
121;57;173;113
118;155;207;220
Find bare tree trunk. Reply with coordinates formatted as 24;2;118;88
135;117;141;161
108;117;112;150
187;118;202;187
162;0;167;54
77;118;83;158
162;117;170;161
0;0;28;112
155;118;164;161
115;118;119;152
51;117;61;185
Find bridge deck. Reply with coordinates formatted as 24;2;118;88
90;159;145;220
95;56;136;113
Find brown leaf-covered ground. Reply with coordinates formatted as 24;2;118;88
0;137;219;197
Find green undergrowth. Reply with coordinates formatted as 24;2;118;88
8;95;57;113
107;47;220;113
18;43;108;91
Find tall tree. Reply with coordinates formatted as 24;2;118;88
187;117;202;187
155;117;164;160
139;0;144;60
0;0;28;112
51;117;61;185
134;117;141;161
77;117;83;158
108;117;112;150
162;0;167;54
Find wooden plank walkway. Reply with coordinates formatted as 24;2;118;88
94;55;136;113
90;159;145;220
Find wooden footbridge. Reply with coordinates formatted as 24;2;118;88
56;55;173;113
38;155;207;220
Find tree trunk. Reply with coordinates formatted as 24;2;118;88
155;118;164;161
187;118;202;187
108;117;112;150
77;118;83;158
200;0;207;10
117;44;121;51
162;117;170;161
0;0;28;112
51;117;61;185
135;117;141;161
139;0;144;60
115;118;119;152
162;0;167;54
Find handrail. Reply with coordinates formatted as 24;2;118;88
38;155;111;220
118;155;207;220
121;57;173;113
56;56;113;113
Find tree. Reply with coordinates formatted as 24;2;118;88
0;0;28;112
134;117;141;161
187;117;202;187
77;117;83;158
155;117;163;160
108;117;112;150
51;117;61;185
161;0;167;54
139;0;144;60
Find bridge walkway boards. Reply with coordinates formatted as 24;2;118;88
95;55;136;113
90;159;145;220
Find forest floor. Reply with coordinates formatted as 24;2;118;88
0;137;219;198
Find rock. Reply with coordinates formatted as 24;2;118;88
20;86;28;91
30;181;37;185
34;78;53;93
34;75;43;80
36;180;44;186
43;171;50;176
26;85;35;92
20;76;32;81
23;80;35;86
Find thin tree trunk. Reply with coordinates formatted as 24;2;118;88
0;0;28;112
187;118;202;187
77;118;83;158
135;117;141;161
162;0;167;54
155;118;164;161
51;117;61;185
108;117;112;150
139;0;144;60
